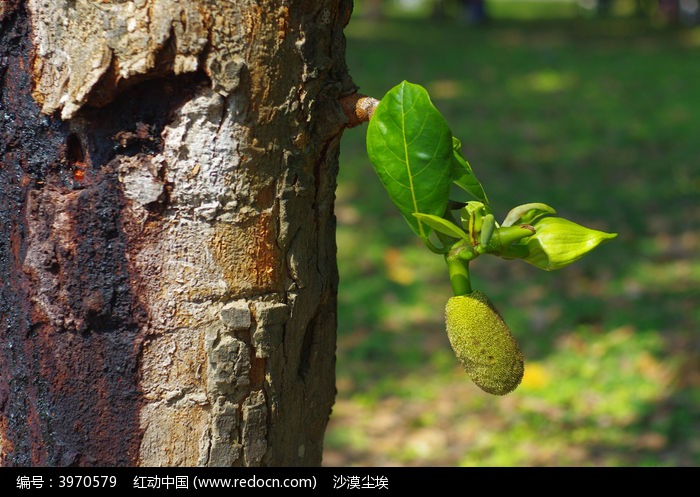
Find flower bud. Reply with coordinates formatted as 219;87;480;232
445;292;524;395
523;216;617;271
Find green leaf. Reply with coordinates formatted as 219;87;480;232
452;137;488;204
521;217;618;271
501;202;556;227
413;213;469;241
366;81;454;239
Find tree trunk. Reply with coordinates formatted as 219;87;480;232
0;0;355;466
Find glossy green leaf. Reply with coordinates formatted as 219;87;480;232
366;81;454;238
522;216;618;271
452;137;488;204
413;213;469;241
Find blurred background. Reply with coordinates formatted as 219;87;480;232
324;0;700;466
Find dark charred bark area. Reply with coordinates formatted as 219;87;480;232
0;5;205;466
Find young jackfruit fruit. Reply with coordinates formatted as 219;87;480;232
445;291;524;395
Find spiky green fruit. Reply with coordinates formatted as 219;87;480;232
445;291;524;395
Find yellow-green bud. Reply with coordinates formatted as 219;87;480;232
445;291;524;395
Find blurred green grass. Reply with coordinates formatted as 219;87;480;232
324;1;700;467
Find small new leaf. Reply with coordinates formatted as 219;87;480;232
452;137;488;204
502;202;556;227
413;213;470;242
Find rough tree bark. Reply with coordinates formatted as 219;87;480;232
0;0;356;466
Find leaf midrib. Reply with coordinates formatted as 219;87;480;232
400;89;425;238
